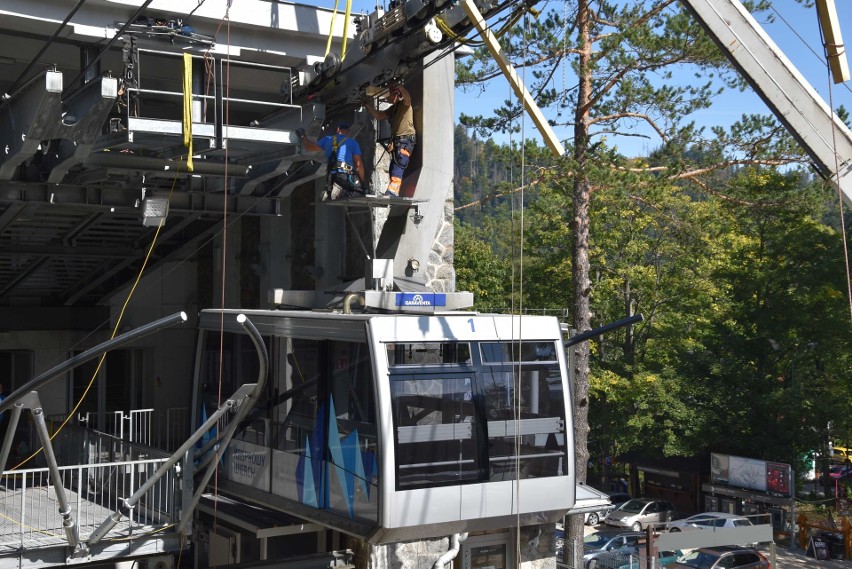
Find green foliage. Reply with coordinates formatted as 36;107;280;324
452;0;851;487
454;223;512;311
452;124;852;473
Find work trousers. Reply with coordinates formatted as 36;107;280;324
386;135;415;196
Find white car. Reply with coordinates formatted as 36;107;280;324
604;498;677;531
666;512;753;532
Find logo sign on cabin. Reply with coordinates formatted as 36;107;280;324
395;293;447;307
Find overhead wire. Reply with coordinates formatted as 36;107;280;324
8;0;238;472
63;0;157;97
183;0;210;25
770;5;852;98
811;8;852;325
4;2;239;546
211;0;235;546
314;0;528;104
512;4;531;564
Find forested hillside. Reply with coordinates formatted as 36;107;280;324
452;122;852;485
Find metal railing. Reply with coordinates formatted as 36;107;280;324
124;49;299;130
81;407;189;452
0;458;177;551
558;539;665;569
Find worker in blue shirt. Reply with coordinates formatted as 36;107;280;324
297;123;368;201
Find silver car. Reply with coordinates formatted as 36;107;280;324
604;498;677;531
666;512;752;533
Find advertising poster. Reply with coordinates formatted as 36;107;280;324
766;461;791;496
728;455;767;492
710;453;729;484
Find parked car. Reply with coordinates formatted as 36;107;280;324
584;491;626;525
581;530;643;569
669;546;770;568
830;445;851;465
604;498;677;531
591;543;682;569
584;507;608;526
666;512;753;532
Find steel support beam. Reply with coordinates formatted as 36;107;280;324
460;0;565;157
815;0;850;84
681;0;852;207
47;76;120;183
0;181;282;215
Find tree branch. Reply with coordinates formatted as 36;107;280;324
591;112;669;142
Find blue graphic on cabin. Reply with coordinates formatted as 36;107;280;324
294;396;377;518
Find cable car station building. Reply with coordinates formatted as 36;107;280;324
0;1;591;568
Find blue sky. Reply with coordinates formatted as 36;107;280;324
306;0;852;157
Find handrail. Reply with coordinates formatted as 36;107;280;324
89;313;269;543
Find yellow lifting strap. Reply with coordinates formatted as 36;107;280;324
341;0;352;61
182;53;194;172
324;0;340;58
324;0;353;61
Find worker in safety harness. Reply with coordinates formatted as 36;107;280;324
365;83;415;197
298;122;368;201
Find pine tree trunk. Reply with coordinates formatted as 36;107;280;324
568;0;593;566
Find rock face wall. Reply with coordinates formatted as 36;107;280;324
369;537;451;569
425;198;456;293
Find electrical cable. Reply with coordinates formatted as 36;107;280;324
10;165;182;471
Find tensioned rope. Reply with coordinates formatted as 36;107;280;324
811;8;852;325
513;6;531;566
212;4;234;561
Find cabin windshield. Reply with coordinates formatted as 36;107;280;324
388;340;568;490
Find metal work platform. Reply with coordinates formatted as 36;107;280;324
0;456;181;567
321;194;426;207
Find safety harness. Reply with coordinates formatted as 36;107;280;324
325;135;363;199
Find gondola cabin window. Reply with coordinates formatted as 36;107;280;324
387;341;568;490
